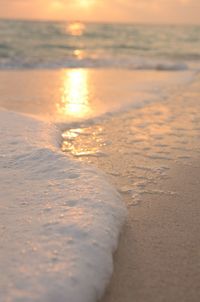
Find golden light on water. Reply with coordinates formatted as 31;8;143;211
73;49;85;60
57;69;91;118
67;22;85;36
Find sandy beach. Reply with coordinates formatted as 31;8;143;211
101;161;200;302
60;72;200;302
1;69;200;301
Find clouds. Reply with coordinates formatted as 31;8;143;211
0;0;200;23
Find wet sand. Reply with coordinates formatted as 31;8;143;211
61;75;200;302
101;81;200;302
101;162;200;302
1;69;200;301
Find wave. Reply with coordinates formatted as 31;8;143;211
1;20;200;72
0;56;190;71
0;109;126;302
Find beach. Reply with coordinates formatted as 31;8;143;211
60;71;200;301
1;67;200;301
102;161;200;302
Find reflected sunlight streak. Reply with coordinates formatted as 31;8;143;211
58;69;91;118
67;22;86;36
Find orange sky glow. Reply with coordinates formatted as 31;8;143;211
1;0;200;24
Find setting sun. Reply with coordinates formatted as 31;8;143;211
1;0;200;23
78;0;95;8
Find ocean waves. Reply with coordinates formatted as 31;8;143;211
0;55;190;71
0;109;126;302
0;20;200;71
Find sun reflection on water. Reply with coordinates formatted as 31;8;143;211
73;49;85;60
57;69;91;119
62;126;105;157
67;22;86;36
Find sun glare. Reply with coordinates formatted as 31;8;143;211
67;22;86;36
78;0;95;8
57;69;91;118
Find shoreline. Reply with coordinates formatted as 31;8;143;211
0;69;200;301
61;74;200;302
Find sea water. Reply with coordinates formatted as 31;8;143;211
0;20;200;302
0;110;126;302
0;20;200;70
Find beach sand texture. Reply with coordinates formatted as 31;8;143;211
61;74;200;302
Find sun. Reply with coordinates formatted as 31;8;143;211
51;0;95;10
78;0;95;8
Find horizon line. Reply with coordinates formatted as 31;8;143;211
0;17;200;27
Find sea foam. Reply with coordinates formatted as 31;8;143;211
0;109;126;302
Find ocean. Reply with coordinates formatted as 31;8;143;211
0;20;200;70
0;20;200;302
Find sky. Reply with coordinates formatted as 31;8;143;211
0;0;200;24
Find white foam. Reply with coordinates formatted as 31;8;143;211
0;110;126;302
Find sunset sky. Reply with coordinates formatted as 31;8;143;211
0;0;200;24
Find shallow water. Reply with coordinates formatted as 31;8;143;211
0;109;126;302
61;74;200;207
0;69;195;121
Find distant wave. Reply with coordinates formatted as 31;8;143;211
0;20;200;71
0;57;190;71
